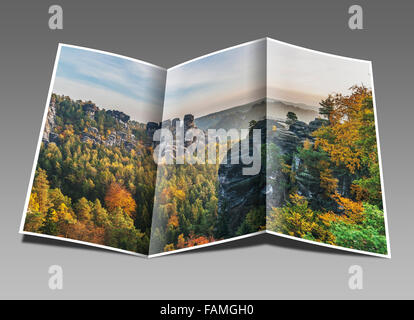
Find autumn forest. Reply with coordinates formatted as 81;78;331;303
23;86;388;256
24;94;155;254
267;86;387;254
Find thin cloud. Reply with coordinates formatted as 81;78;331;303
55;46;166;123
163;40;266;119
267;40;372;108
53;77;164;123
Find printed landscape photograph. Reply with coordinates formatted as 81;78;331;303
265;39;390;256
148;39;267;255
20;39;390;258
20;45;167;255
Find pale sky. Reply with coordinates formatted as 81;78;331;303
53;41;372;124
162;38;372;120
267;39;372;109
163;39;266;120
53;45;166;123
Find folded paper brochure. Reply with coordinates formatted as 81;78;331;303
20;38;391;258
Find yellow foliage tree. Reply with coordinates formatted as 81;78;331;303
32;168;51;214
267;194;335;245
314;86;375;175
28;192;40;213
332;193;364;224
164;243;175;252
176;233;186;249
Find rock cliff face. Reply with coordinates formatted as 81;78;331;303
217;117;327;235
157;114;196;133
264;118;329;211
217;120;266;235
42;97;60;144
184;114;195;132
82;103;98;120
106;110;130;124
43;97;152;152
148;114;198;149
77;107;137;151
145;121;161;146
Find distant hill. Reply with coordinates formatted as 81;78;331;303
194;98;319;132
266;98;319;123
195;99;266;131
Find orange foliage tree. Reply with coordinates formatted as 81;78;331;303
104;182;136;217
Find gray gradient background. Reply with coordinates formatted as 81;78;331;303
0;0;412;299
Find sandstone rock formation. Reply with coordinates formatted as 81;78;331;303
106;110;130;124
42;97;57;144
217;117;327;236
